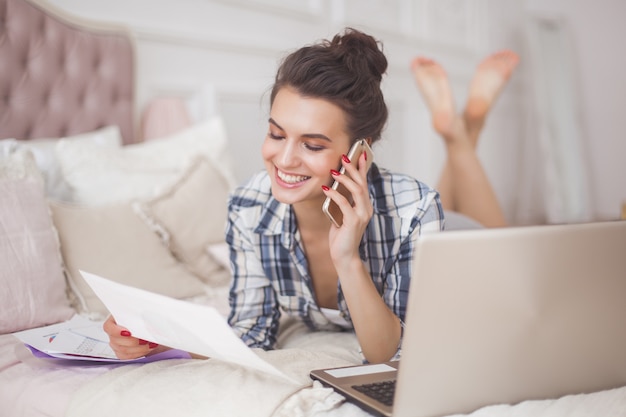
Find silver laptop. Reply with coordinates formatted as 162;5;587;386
311;220;626;417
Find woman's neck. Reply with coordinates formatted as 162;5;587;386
292;197;333;231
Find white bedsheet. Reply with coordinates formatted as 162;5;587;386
3;318;626;417
64;318;360;417
0;333;114;417
278;383;626;417
65;318;626;417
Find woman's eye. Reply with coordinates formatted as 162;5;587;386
268;132;284;140
304;143;324;152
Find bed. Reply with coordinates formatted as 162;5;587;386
2;0;626;416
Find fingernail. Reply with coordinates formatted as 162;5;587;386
139;339;148;345
321;185;330;191
120;330;131;337
363;151;367;161
148;343;159;349
342;154;350;164
330;169;341;176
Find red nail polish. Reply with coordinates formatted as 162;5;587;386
363;151;367;161
321;185;330;191
139;339;148;345
330;169;341;176
342;154;350;164
148;343;159;349
120;330;131;337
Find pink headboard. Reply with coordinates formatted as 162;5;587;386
0;0;136;144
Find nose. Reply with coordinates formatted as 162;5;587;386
277;139;299;168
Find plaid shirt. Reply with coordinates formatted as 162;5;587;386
225;163;444;350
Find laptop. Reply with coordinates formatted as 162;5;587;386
310;220;626;417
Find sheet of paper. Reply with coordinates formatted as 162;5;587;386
80;270;287;379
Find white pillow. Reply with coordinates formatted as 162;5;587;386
0;149;74;333
56;117;236;206
443;211;485;230
134;156;232;287
0;126;122;200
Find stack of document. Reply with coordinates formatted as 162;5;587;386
13;314;189;363
15;271;288;380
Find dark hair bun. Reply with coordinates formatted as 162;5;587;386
270;27;389;143
330;28;388;83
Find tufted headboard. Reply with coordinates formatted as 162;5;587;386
0;0;136;144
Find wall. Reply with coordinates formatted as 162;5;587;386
45;0;624;225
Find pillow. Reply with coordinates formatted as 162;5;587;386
56;117;236;206
49;200;209;318
443;211;485;230
0;126;122;200
134;157;231;287
206;242;231;270
0;149;74;333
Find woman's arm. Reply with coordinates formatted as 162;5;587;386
323;154;445;362
336;258;403;363
323;152;402;363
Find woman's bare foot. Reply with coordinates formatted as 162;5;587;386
411;57;457;138
464;50;519;145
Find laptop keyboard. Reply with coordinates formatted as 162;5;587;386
352;380;396;406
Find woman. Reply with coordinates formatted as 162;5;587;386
105;28;444;364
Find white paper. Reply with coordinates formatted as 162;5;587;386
13;315;122;361
80;270;287;379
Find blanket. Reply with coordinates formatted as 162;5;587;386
65;318;626;417
65;318;364;417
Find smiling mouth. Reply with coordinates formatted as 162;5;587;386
276;169;311;184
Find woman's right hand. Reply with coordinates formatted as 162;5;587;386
103;315;160;360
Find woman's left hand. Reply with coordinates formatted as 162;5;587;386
323;151;373;267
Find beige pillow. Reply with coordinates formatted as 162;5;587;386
0;149;74;333
50;200;208;318
56;117;235;206
206;242;231;270
134;157;231;286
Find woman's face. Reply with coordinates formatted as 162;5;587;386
262;86;351;206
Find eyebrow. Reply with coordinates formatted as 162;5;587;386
268;118;332;142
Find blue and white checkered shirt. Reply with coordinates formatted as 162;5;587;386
225;163;444;350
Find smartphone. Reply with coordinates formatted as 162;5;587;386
322;139;374;227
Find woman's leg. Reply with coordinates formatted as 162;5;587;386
464;50;520;146
439;119;508;228
410;57;457;212
411;51;519;227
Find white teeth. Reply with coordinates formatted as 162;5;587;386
277;169;310;184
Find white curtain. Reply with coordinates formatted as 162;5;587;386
524;16;592;224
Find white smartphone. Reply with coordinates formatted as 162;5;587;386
322;139;374;227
